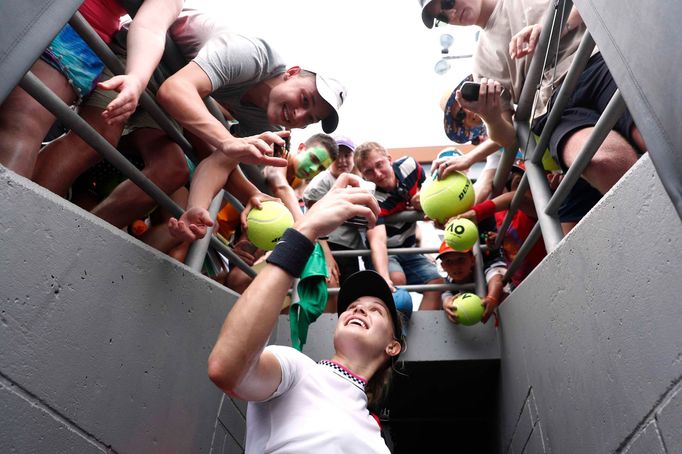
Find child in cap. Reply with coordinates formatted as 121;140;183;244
436;241;505;325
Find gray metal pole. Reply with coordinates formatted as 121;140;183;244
331;247;439;257
493;173;530;249
503;222;542;284
20;72;183;217
473;243;487;296
515;0;573;122
185;191;224;271
327;282;475;295
517;124;565;251
544;90;626;215
492;146;518;198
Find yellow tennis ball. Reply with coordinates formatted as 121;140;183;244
420;172;475;223
452;293;484;326
444;218;479;252
246;201;294;251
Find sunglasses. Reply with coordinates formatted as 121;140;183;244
435;0;456;26
454;107;466;125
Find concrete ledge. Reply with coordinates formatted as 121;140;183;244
275;310;500;362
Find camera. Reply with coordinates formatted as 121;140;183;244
460;82;480;101
273;135;290;158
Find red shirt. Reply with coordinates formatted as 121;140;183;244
78;0;127;43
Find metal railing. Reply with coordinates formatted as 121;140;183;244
487;0;657;287
7;3;258;279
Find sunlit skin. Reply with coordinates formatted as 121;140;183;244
265;67;333;130
291;145;333;179
358;151;396;191
440;251;475;283
330;148;354;178
333;296;400;362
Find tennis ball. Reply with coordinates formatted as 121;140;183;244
444;218;479;252
420;171;475;223
452;293;484;326
246;201;294;251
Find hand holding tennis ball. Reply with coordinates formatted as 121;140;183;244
246;201;294;251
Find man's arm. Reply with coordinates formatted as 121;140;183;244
366;224;392;286
157;63;288;166
100;0;183;124
167;151;240;242
264;166;304;221
207;174;380;400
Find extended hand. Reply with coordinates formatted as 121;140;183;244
431;155;471;179
168;207;214;242
218;131;289;167
294;173;380;241
99;74;145;125
456;78;504;124
443;296;460;324
240;193;282;231
509;24;542;59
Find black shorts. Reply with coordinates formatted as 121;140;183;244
533;52;639;222
533;52;639;170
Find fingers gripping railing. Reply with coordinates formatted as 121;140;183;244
185;191;224;271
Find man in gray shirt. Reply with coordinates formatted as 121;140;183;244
157;32;347;241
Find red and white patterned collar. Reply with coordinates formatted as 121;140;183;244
318;360;367;391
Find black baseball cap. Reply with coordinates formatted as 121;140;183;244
337;270;402;341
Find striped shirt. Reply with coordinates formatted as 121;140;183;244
375;156;425;248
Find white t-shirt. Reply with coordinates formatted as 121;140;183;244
473;0;587;118
246;346;390;454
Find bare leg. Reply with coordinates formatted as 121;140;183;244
0;60;76;177
33;105;123;197
140;186;188;255
419;277;445;310
561;221;579;235
562;127;639;194
91;128;189;228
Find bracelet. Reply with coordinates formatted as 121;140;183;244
484;294;500;306
266;228;315;277
472;200;496;220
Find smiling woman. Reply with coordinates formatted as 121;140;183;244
207;174;404;453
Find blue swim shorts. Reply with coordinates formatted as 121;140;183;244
40;23;105;99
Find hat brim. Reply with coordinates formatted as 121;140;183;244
337;270;401;340
316;74;341;133
422;7;435;28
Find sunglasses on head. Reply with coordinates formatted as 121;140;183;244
435;0;456;26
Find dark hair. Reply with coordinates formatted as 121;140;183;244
305;133;339;160
365;320;405;408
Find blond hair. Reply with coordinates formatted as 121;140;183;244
354;141;387;170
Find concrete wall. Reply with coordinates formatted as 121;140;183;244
498;155;682;453
0;168;245;453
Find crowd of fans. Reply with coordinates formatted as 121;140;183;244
0;0;649;451
0;0;647;327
